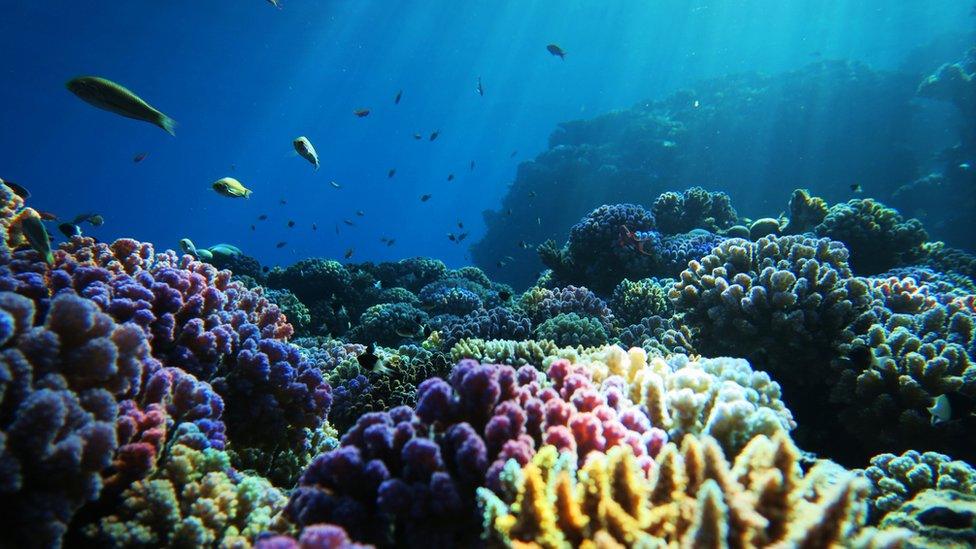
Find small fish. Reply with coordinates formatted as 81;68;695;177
250;224;255;231
537;217;542;225
448;233;457;242
394;89;402;104
353;108;370;117
38;211;59;221
287;220;295;228
469;160;475;171
66;76;176;135
429;130;439;141
2;180;30;200
518;240;530;249
356;210;365;217
357;343;389;374
447;174;454;181
510;150;518;157
498;290;512;302
388;168;396;178
344;248;354;259
496;260;505;268
330;180;342;189
344;219;355;226
258;214;268;220
457;221;464;229
267;0;282;8
58;222;82;239
413;133;422;140
506;209;513;216
312;223;317;231
476;77;484;96
276;241;287;248
420;194;432;202
212;177;252;198
528;191;536;198
21;214;53;264
458;232;468;241
386;238;395;246
693;100;700;108
928;392;976;425
959;163;971;171
279;199;287;205
850;184;863;193
293;136;320;170
133;152;148;163
71;213;104;226
546;44;566;59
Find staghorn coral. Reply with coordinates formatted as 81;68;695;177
533;312;608;348
859;450;976;525
283;358;668;547
815;198;928;275
652;186;738;234
610;277;673;326
480;433;898;548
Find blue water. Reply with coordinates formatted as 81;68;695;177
0;1;971;269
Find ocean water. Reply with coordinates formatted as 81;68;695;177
1;2;975;548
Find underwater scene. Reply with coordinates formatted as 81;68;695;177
1;1;976;547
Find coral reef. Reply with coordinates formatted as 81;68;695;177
533;312;608;348
815;198;928;274
652;186;738;234
610;277;673;326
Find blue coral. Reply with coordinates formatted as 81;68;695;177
440;307;532;347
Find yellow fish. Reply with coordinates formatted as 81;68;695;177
293;136;319;170
66;76;176;136
212;177;252;198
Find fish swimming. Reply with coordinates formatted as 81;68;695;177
71;213;104;226
133;152;148;163
850;183;863;193
388;168;396;178
498;290;512;302
66;76;176;135
1;179;30;200
476;77;484;96
212;177;252;198
546;44;566;59
458;232;468;241
312;223;317;231
928;392;976;425
20;213;53;264
394;89;402;104
58;222;82;239
330;180;342;189
469;160;475;171
420;194;431;202
267;0;282;8
429;130;439;141
293;136;320;170
510;150;518;157
357;343;390;375
258;214;268;220
287;220;295;228
276;241;287;248
447;174;454;181
343;219;355;226
353;108;370;117
344;248;354;259
413;133;422;140
356;210;365;217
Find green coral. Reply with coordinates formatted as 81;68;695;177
610;277;673;326
86;443;288;547
449;338;560;367
533;312;608;348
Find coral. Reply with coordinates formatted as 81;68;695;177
368;257;447;293
254;524;370;549
534;312;608;348
86;441;288;547
860;450;976;524
206;250;265;283
268;259;353;303
656;230;727;275
609;277;673;326
449;338;560;368
283;358;667;547
265;288;313;336
481;433;886;548
652;186;738;234
440;306;533;347
518;285;614;333
815;198;928;275
346;302;428;347
781;188;829;234
879;489;976;549
374;286;420;307
417;280;483;316
616;315;697;357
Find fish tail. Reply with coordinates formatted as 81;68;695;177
158;114;177;136
244;190;252;198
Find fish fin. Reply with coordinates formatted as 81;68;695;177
158;114;177;136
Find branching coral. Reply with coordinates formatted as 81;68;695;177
440;306;533;347
533;312;608;348
346;302;428;347
610;277;673;326
449;338;560;368
266;288;313;336
268;258;353;303
815;198;928;275
860;450;976;525
480;433;896;548
652;186;738;234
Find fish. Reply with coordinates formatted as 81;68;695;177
330;180;342;189
353;108;370;117
959;163;971;171
2;180;30;200
420;194;432;202
457;221;464;229
469;160;475;171
928;392;976;425
258;214;268;220
518;240;530;249
386;238;395;246
447;174;454;181
546;44;566;59
312;223;317;231
528;191;536;198
38;211;59;221
510;150;518;157
429;130;439;141
344;248;354;259
496;260;505;268
356;210;365;217
394;89;402;104
850;183;863;193
506;209;513;216
343;219;355;226
21;214;53;264
250;225;255;231
498;290;512;302
71;213;104;226
287;220;295;228
279;199;287;205
357;343;390;374
448;233;457;242
476;77;484;96
58;222;82;239
212;177;252;198
388;168;396;178
537;217;542;225
66;76;176;135
458;232;468;241
267;0;282;8
133;152;148;163
275;241;287;248
413;133;422;140
293;136;320;170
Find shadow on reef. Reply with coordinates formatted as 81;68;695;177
3;50;976;549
